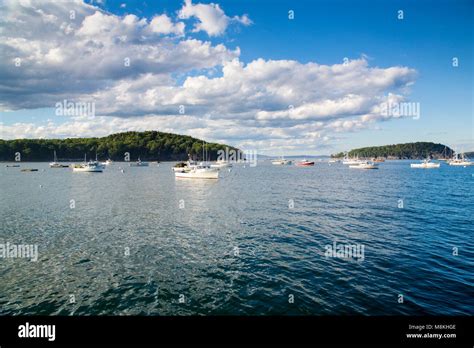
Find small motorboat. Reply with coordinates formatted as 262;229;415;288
129;158;149;167
410;159;440;168
349;161;378;169
6;164;20;167
272;157;292;165
21;168;38;172
296;159;315;166
100;159;114;166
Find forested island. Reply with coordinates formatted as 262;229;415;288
0;131;238;162
331;142;455;159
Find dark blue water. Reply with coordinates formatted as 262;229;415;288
0;160;472;315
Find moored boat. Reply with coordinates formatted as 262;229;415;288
49;151;69;168
129;158;149;167
410;159;440;168
175;163;219;179
296;159;315;166
349;161;378;169
272;157;292;165
448;153;473;166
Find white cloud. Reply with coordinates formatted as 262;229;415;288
149;14;185;36
178;0;252;36
0;0;418;154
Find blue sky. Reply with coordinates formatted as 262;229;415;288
0;0;472;154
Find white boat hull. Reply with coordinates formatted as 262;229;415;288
72;167;103;172
175;170;219;179
448;161;473;166
410;163;440;168
349;164;378;169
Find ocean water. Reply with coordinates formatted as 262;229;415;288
0;160;472;315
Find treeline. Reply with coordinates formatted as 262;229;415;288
0;131;238;162
332;142;454;159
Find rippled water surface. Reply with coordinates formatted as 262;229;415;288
0;161;472;315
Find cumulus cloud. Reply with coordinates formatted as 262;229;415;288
178;0;252;36
0;0;417;154
149;14;185;36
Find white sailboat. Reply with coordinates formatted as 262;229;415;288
49;151;68;168
410;159;440;168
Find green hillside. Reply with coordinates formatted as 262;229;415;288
0;131;238;162
332;142;454;159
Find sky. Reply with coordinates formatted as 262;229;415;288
0;0;472;155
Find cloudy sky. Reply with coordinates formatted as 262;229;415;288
0;0;472;154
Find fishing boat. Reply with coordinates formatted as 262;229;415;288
129;158;149;167
448;153;473;166
349;161;378;169
72;161;103;172
272;157;292;165
49;151;68;168
296;159;315;166
175;163;219;179
72;154;103;172
410;159;440;168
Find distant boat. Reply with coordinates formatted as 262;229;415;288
21;168;38;172
210;159;233;169
342;154;363;165
6;164;20;167
72;154;103;172
296;159;315;166
272;157;292;165
410;159;440;168
100;159;114;166
448;153;473;166
175;163;219;179
50;151;68;168
349;161;378;169
328;158;339;163
372;158;385;163
129;158;149;167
